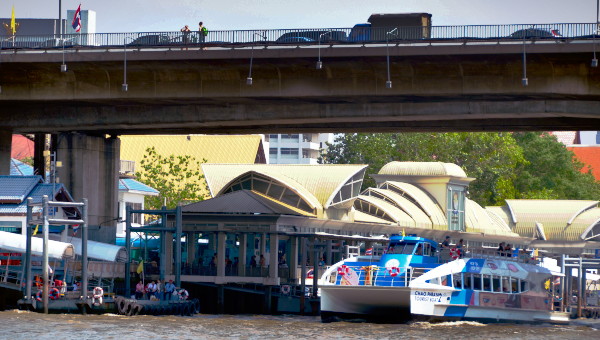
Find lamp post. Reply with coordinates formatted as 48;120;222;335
122;37;134;92
247;32;265;85
522;36;528;86
593;0;599;67
316;30;332;69
386;28;398;89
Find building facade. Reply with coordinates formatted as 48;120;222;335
265;133;334;164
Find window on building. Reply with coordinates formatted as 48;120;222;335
280;148;299;159
269;148;278;156
281;134;299;142
268;134;278;141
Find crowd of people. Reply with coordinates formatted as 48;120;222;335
135;279;183;301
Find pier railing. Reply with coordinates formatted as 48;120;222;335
437;247;541;265
0;23;596;50
322;264;415;287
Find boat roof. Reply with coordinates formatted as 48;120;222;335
389;234;438;247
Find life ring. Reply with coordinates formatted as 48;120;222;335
280;285;291;295
49;288;60;300
35;290;43;302
177;289;189;300
93;287;104;299
388;267;400;277
337;265;350;276
450;248;460;260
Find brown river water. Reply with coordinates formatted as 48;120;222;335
0;310;598;340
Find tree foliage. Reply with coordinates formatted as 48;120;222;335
320;132;600;206
135;147;207;210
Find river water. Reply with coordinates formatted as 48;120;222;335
1;310;598;339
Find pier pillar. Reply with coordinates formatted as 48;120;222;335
269;233;279;279
186;232;195;265
299;237;307;315
238;233;248;276
263;285;272;314
165;231;173;275
260;233;267;258
289;236;299;280
56;132;119;243
326;240;333;265
217;231;226;277
217;285;225;314
0;129;11;175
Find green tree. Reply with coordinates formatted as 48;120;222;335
135;147;207;210
512;132;600;200
321;133;525;206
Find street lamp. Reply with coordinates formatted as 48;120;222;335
122;37;134;92
386;28;398;89
522;37;528;87
316;30;332;69
247;32;265;85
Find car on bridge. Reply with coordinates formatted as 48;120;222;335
127;34;174;46
276;30;347;44
510;28;563;39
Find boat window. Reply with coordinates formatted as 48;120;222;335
414;244;423;255
482;274;492;292
520;279;529;293
473;274;482;290
492;276;502;292
423;243;431;256
454;272;463;289
463;273;472;289
387;242;413;254
401;244;415;254
502;277;510;293
426;277;440;285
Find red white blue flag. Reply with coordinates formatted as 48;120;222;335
72;4;82;32
365;248;373;256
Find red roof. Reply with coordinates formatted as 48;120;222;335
11;135;34;160
568;146;600;180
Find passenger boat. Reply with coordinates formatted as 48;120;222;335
320;235;442;322
320;234;570;324
409;257;570;323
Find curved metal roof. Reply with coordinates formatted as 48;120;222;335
0;231;74;259
361;188;433;229
202;164;367;208
378;161;467;178
465;198;517;236
505;199;599;241
354;195;416;227
381;181;447;229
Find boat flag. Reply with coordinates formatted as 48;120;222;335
32;225;39;236
10;6;16;35
365;248;373;256
401;229;406;237
136;260;144;274
72;4;82;32
72;224;80;235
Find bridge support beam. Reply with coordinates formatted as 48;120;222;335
56;133;120;244
0;129;12;175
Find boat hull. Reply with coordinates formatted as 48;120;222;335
320;285;412;321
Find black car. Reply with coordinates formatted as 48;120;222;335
510;28;562;39
276;30;347;44
127;34;173;46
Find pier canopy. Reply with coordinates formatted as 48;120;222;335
67;237;128;262
0;231;75;259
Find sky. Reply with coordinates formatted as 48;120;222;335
0;0;598;33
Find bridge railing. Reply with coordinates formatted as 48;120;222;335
0;23;597;50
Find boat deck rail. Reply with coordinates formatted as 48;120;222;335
322;265;416;287
438;247;541;265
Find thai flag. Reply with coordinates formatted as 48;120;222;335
73;224;80;235
72;4;82;32
551;29;562;38
365;248;373;256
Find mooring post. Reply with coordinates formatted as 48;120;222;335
25;198;33;303
42;195;49;314
577;258;582;318
299;237;306;315
81;198;88;314
124;205;131;297
217;285;224;314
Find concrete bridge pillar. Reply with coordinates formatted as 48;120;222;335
56;132;120;244
0;129;11;175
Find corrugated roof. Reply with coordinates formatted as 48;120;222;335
568;146;600;181
505;199;599;241
361;188;433;229
355;195;416;227
378;161;467;178
182;189;314;216
353;210;396;225
119;178;159;196
120;135;265;197
202;164;367;209
382;181;447;229
10;158;34;176
11;134;34;160
0;176;42;203
465;198;517;236
550;131;579;145
569;207;600;241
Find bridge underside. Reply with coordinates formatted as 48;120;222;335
1;44;600;134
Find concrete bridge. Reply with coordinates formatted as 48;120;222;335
1;37;599;242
